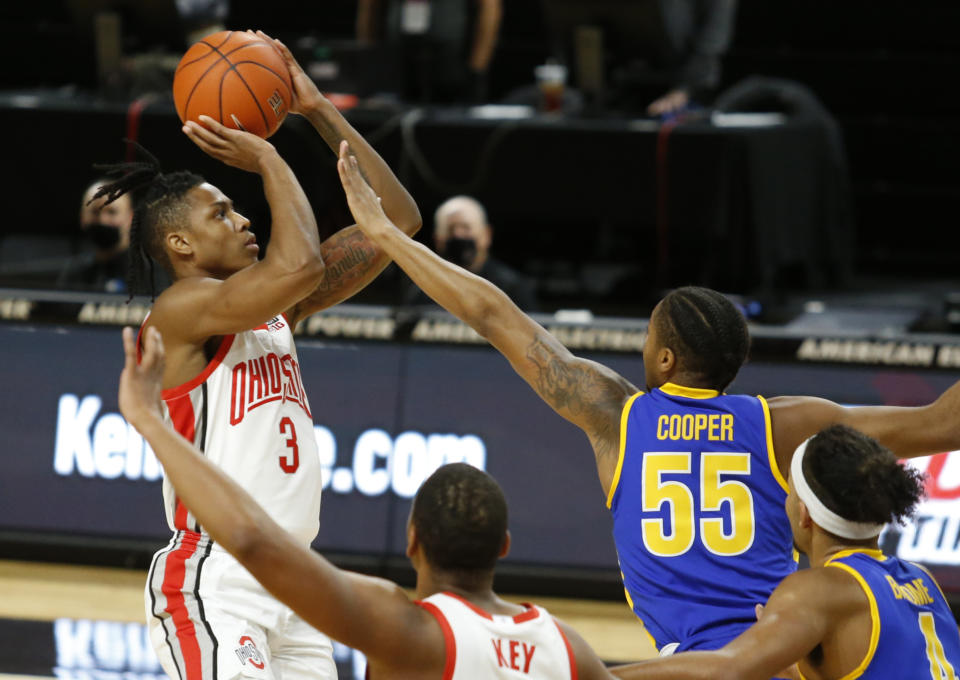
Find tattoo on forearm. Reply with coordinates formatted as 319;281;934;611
525;334;622;462
315;229;385;295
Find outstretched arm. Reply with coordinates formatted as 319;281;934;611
609;569;839;680
256;31;422;324
118;327;444;671
769;380;960;474
336;143;638;495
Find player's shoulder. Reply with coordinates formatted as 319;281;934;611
786;562;875;615
146;276;223;339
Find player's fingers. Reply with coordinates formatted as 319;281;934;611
337;158;358;193
183;121;227;149
140;326;157;369
145;326;163;369
122;327;136;370
197;115;234;139
151;327;166;365
259;31;294;63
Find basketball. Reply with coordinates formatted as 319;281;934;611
173;31;293;139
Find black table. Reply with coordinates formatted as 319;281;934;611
0;92;850;298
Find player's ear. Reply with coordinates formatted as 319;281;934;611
406;522;418;559
797;500;813;529
659;346;676;374
166;229;193;257
498;530;511;559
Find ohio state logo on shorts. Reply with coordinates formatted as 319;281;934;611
235;636;265;669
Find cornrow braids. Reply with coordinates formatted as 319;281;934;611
412;463;508;573
92;142;205;299
658;286;750;391
804;425;926;528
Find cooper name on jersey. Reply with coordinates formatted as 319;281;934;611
230;351;310;425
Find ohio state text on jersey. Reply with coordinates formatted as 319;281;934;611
154;314;322;546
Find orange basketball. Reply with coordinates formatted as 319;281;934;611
173;31;293;139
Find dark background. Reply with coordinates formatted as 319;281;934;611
2;0;959;298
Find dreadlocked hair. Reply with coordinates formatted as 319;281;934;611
92;142;205;299
657;286;750;391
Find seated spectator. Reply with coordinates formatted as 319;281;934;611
58;178;134;292
404;196;538;310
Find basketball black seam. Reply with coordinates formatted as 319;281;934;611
182;32;236;123
225;66;270;132
175;31;234;74
230;60;293;105
181;37;276;128
203;43;274;132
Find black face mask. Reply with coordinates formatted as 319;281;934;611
84;223;122;249
441;237;478;268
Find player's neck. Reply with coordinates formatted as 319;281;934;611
416;566;497;603
809;532;881;567
656;372;719;392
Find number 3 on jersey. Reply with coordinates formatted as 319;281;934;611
279;417;299;473
641;452;755;557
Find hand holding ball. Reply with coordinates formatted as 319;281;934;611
173;31;292;139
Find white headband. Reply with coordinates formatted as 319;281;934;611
791;438;886;540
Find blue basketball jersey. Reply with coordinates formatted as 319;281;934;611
819;550;960;679
607;383;796;652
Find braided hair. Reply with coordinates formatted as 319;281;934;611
656;286;751;391
412;463;508;573
91;143;204;299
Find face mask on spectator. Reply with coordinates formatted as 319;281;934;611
441;236;477;268
84;223;122;249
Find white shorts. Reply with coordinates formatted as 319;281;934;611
145;532;335;680
658;642;680;657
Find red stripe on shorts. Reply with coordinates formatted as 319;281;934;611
163;533;204;680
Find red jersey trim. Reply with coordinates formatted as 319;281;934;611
553;619;578;680
166;394;197;531
440;591;540;624
513;603;541;623
161;334;236;400
417;601;457;680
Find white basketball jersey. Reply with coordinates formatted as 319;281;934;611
154;314;322;547
416;592;578;680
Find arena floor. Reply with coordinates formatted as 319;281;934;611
0;560;657;677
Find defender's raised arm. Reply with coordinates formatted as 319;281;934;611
335;143;637;495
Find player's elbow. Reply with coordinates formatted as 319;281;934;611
399;208;423;237
473;286;519;340
287;256;326;292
